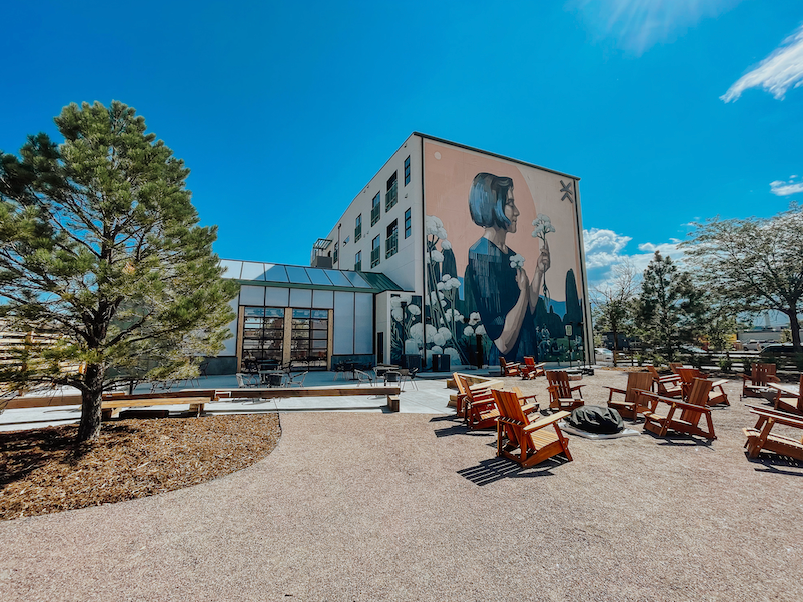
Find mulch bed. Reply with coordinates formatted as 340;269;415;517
0;413;281;521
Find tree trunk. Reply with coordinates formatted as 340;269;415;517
612;325;619;367
77;362;105;443
788;307;802;352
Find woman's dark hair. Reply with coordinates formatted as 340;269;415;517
468;173;514;229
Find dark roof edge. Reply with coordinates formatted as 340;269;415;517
413;132;581;181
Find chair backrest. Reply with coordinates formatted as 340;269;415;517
681;378;713;424
500;357;511;371
292;371;308;386
676;367;702;386
546;371;572;398
453;372;469;397
646;365;660;380
669;362;683;373
524;356;536;368
625;372;654;403
236;373;246;388
385;370;401;383
493;388;528;425
751;363;777;386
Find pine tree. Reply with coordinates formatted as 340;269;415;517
636;251;704;360
0;101;238;443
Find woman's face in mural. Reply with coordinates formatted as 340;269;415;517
503;188;519;234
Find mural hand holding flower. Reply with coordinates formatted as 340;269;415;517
531;214;554;310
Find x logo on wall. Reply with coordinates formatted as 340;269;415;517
560;180;574;203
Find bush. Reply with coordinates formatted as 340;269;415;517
718;357;732;372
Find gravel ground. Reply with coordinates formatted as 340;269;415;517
1;369;802;601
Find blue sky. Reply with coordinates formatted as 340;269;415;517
1;1;801;287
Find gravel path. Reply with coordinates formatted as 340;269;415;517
1;371;802;601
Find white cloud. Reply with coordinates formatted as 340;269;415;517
770;176;803;196
721;24;803;102
584;228;685;289
570;0;742;55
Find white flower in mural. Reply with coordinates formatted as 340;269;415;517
440;299;447;307
444;347;460;363
441;273;451;282
469;312;481;326
431;345;444;355
437;281;445;291
399;293;412;304
447;277;460;290
426;215;447;239
391;307;404;322
433;332;446;346
441;239;452;251
475;324;486;336
444;308;463;322
438;327;452;342
464;326;475;337
532;213;556;240
407;305;421;315
509;253;525;269
390;296;401;308
431;250;444;263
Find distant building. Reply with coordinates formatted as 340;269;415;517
215;134;592;373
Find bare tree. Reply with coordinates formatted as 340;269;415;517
591;261;639;366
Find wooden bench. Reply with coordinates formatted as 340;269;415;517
100;391;218;420
743;405;803;462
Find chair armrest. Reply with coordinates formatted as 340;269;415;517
665;398;713;414
710;379;729;388
768;375;781;383
747;405;803;429
658;374;681;384
524;411;570;431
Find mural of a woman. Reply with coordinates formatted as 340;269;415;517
464;172;550;363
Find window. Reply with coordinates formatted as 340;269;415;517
404;208;412;239
333;242;338;265
241;307;284;365
290;309;329;362
343;235;349;246
370;192;380;226
385;220;398;259
354;250;362;272
385;172;398;211
404;155;411;186
354;214;362;242
370;235;380;268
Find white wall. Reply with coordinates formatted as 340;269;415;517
322;133;424;295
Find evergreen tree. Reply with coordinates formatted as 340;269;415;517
591;262;638;366
0;101;238;443
636;251;704;360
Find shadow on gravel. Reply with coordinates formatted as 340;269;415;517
641;430;716;449
457;456;568;486
745;453;803;476
430;416;495;439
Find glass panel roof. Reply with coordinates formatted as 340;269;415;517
307;269;333;286
285;265;312;284
343;271;371;288
240;261;266;281
323;269;352;287
220;260;399;292
219;260;242;279
263;264;289;282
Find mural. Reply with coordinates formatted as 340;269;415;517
423;140;588;366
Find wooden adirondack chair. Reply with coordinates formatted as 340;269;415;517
454;373;499;429
669;362;684;374
743;405;803;462
770;375;803;416
676;367;729;406
604;371;653;420
500;357;521;377
520;356;546;380
492;389;572;468
546;370;585;412
741;363;780;399
636;377;717;440
645;365;683;398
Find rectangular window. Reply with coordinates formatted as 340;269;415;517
290;308;329;361
333;242;338;265
404;208;412;239
404;156;411;186
385;219;398;259
241;307;284;366
343;235;349;246
354;250;361;272
370;235;380;268
385;172;398;211
354;214;362;242
370;192;380;226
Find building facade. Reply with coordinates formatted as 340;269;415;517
218;133;592;372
